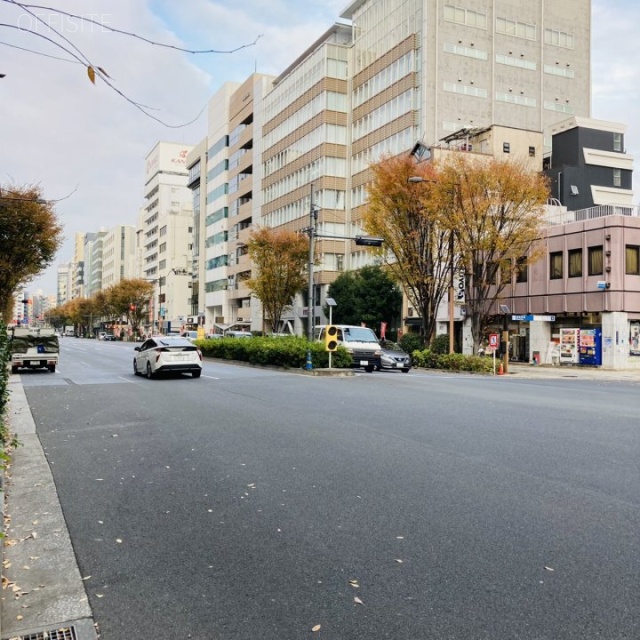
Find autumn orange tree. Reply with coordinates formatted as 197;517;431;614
102;279;155;336
440;154;549;353
247;227;309;334
363;154;452;346
0;183;63;321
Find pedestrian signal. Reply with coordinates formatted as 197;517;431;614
324;325;339;351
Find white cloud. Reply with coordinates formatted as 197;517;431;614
3;0;638;296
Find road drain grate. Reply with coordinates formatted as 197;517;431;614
5;626;77;640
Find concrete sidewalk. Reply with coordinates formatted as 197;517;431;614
2;378;97;640
502;361;640;381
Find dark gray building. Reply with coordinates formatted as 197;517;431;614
544;117;634;211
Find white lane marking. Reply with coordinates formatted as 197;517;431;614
203;375;220;380
117;376;135;383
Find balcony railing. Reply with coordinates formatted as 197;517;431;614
546;204;639;226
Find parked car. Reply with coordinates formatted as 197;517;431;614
224;331;253;338
316;324;382;372
181;330;199;343
133;336;202;378
377;340;412;372
103;334;117;341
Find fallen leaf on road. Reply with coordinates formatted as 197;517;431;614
354;597;363;605
395;559;403;563
82;576;92;581
116;539;123;544
544;566;554;572
312;624;321;632
16;614;23;620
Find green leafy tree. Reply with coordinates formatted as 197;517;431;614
0;184;63;321
247;227;309;334
325;265;402;334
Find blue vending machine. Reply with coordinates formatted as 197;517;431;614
579;328;602;366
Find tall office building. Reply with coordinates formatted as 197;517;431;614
197;0;593;333
139;142;194;334
266;0;591;328
200;75;275;334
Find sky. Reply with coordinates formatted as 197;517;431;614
2;0;639;297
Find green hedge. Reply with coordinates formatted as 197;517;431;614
0;322;12;445
195;335;353;369
411;348;494;374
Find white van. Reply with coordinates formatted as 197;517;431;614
316;324;382;372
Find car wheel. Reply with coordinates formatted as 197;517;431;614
133;360;139;376
401;368;410;373
48;364;56;373
11;366;18;374
192;370;202;378
364;365;375;373
146;362;154;379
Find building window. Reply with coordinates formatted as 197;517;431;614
444;5;487;28
625;246;640;275
516;256;528;283
528;146;536;157
544;28;575;49
496;17;536;40
550;251;563;279
588;246;603;275
613;168;622;187
613;132;623;152
503;142;510;153
568;249;582;277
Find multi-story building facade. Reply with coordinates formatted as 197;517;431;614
544;117;634;210
101;224;137;288
186;139;208;329
254;0;592;333
198;75;275;334
71;232;89;300
56;262;73;307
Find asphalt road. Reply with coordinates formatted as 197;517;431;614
21;339;640;640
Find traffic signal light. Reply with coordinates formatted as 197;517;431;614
325;325;338;351
354;236;384;247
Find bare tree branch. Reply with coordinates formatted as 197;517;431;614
1;0;261;127
10;2;263;54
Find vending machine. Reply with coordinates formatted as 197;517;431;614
559;328;580;364
578;328;602;366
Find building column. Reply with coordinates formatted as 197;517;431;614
601;311;628;370
529;320;552;364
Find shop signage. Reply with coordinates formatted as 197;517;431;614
511;314;555;322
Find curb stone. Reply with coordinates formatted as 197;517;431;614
2;377;97;640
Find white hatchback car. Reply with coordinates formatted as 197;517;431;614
133;336;202;379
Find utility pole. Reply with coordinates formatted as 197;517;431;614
306;184;318;343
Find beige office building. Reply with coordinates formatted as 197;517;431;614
196;0;592;334
140;141;194;334
257;0;590;330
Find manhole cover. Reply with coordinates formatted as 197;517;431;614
3;625;77;640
